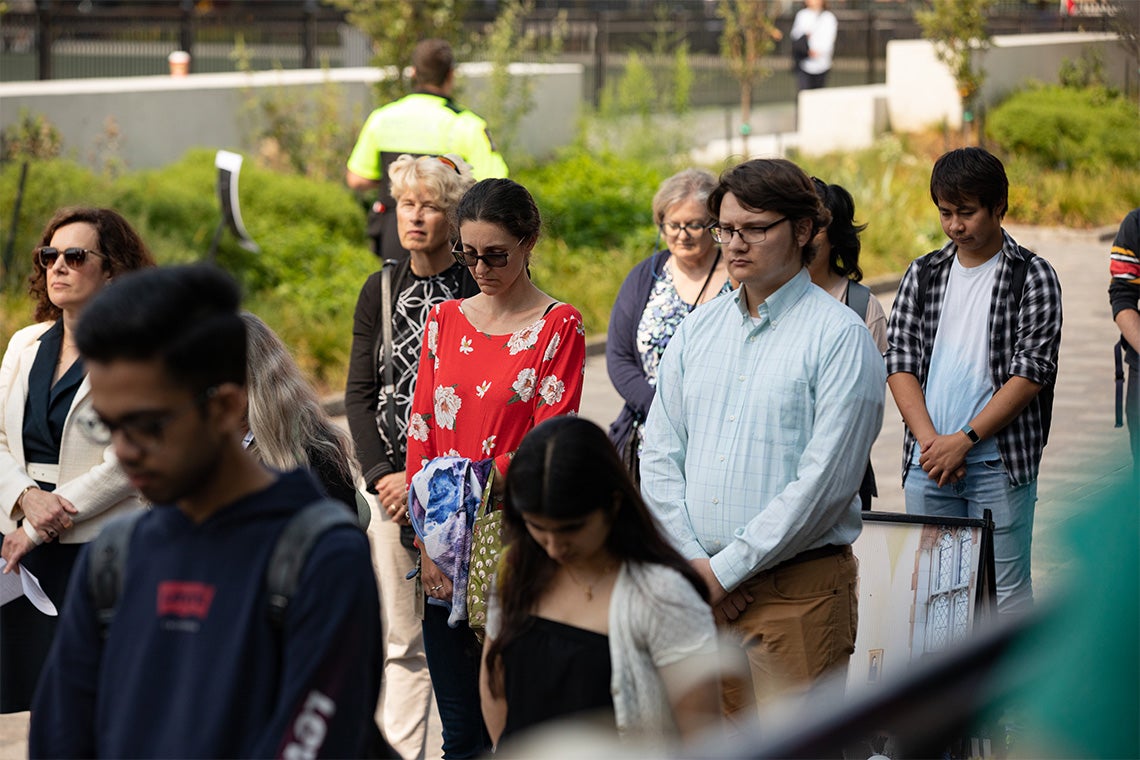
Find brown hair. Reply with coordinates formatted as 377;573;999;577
28;206;156;322
411;39;454;88
708;158;830;266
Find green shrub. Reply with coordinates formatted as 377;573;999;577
517;147;669;250
0;159;108;291
986;85;1140;171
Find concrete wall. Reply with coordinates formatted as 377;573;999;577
0;62;582;171
887;32;1131;132
797;84;889;156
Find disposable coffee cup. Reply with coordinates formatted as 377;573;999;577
168;50;190;77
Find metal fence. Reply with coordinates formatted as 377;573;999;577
1;0;1122;109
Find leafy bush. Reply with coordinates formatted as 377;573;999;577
986;85;1140;171
517;147;669;250
1;150;373;390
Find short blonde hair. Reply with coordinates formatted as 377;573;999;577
388;154;476;237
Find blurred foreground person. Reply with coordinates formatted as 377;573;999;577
481;416;720;751
30;265;382;758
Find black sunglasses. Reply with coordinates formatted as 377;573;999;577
452;238;524;269
36;246;104;269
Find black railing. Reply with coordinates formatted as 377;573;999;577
0;0;1120;107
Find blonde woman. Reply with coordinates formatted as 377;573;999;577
241;312;360;515
344;153;478;758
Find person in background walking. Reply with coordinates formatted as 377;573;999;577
791;0;837;92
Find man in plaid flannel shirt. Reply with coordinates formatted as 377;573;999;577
885;147;1062;616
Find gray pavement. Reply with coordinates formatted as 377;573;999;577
1;223;1133;757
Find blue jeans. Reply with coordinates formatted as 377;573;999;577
421;602;489;759
905;461;1037;615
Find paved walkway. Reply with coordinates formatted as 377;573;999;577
1;224;1133;756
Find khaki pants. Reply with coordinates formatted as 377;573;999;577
367;496;442;759
721;546;858;715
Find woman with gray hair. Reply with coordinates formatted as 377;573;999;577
606;169;732;481
344;153;479;759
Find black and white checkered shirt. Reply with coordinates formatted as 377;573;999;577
885;230;1063;486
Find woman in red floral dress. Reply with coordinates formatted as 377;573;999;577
405;178;586;758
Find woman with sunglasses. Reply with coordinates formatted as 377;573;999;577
344;153;479;759
405;178;586;758
480;416;720;751
606;169;732;482
0;207;154;712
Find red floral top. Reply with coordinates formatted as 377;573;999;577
405;299;587;482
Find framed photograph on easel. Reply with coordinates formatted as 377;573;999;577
848;510;997;692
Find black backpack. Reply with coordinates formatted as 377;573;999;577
914;247;1055;446
88;498;357;639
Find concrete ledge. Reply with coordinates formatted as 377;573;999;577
797;84;889;156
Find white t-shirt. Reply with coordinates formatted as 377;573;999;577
917;252;1001;463
791;8;837;75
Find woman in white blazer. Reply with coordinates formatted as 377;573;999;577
0;207;154;713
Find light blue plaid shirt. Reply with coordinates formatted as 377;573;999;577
641;269;886;591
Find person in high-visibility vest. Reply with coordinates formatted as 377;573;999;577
346;39;509;262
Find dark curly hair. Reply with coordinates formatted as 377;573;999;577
28;207;156;322
812;178;868;281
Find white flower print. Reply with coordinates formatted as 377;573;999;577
510;368;536;403
476;380;492;398
482;435;497;456
433;385;462;431
542;332;561;362
408;413;430;442
459;336;474;355
575;319;585;337
427;319;439;356
538;375;565;407
443;448;461;457
506;319;544;355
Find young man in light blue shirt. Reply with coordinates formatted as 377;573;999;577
641;158;885;712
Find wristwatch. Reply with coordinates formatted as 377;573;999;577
959;424;980;445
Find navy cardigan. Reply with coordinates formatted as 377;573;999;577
605;250;671;452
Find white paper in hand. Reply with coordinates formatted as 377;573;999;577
0;559;59;615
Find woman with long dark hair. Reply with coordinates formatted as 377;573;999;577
480;416;720;750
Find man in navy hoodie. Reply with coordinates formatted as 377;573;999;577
29;265;382;758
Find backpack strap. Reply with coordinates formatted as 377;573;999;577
265;498;359;629
372;257;411;471
88;509;147;641
845;280;872;322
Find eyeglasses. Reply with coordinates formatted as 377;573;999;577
660;221;709;236
710;217;788;245
452;238;524;269
36;246;104;269
78;387;217;450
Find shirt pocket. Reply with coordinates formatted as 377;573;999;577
756;374;810;446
